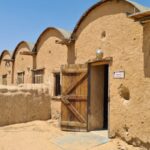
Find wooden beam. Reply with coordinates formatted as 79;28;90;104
61;121;86;128
17;71;25;74
62;68;87;74
55;39;69;45
62;72;87;95
138;16;150;22
52;69;60;73
141;20;150;24
61;127;87;132
20;51;37;56
3;59;14;62
31;68;45;72
66;95;87;101
129;11;150;19
88;57;112;64
61;64;87;74
91;61;110;66
62;98;86;123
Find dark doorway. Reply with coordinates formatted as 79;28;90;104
17;72;25;84
54;73;61;96
88;64;109;131
103;65;108;129
2;74;7;85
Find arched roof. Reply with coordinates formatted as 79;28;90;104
12;41;34;59
33;27;71;52
0;50;11;64
71;0;150;38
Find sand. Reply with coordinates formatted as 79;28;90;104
0;119;143;150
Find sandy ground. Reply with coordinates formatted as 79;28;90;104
0;119;142;150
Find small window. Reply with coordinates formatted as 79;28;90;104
54;73;61;96
17;72;24;84
2;74;7;85
33;69;44;84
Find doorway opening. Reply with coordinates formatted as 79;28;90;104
17;72;25;84
54;73;61;96
88;64;109;131
2;74;7;85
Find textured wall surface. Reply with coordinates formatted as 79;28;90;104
36;29;68;96
13;43;33;84
70;0;150;148
0;52;12;85
0;84;51;126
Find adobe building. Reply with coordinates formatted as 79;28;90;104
33;27;70;96
0;50;12;85
12;41;34;85
60;0;150;148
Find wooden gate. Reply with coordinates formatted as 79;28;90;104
61;64;88;131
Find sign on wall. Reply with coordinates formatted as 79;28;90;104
113;71;125;79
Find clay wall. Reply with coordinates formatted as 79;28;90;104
36;29;68;96
13;43;33;84
70;0;150;148
0;51;12;85
0;84;51;126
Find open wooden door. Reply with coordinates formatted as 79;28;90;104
87;58;112;131
61;64;88;131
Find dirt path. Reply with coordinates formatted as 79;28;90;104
0;120;141;150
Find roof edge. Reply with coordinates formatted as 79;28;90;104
33;27;71;52
129;10;150;19
70;0;150;38
12;41;35;59
0;50;11;64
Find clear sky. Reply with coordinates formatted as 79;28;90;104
0;0;150;52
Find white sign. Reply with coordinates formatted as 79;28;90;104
113;71;125;79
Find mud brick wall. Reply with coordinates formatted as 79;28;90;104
0;84;51;126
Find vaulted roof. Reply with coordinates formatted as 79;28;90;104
33;27;71;52
0;50;11;64
12;41;34;59
71;0;150;38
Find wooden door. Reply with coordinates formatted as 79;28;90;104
61;64;88;131
88;58;111;131
88;65;105;131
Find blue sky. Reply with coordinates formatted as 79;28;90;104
0;0;150;52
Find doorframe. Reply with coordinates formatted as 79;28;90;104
87;57;112;132
53;72;61;96
52;69;61;98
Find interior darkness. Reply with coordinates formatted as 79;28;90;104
103;65;109;129
55;73;61;96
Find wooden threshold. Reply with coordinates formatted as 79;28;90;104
61;128;87;132
61;121;87;128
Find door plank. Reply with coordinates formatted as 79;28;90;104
62;72;88;95
65;95;87;101
62;98;86;123
61;64;88;131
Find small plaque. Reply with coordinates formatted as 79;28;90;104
113;71;125;79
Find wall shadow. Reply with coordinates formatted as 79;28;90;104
143;23;150;78
67;43;76;64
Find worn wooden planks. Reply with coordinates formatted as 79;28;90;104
61;64;88;131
